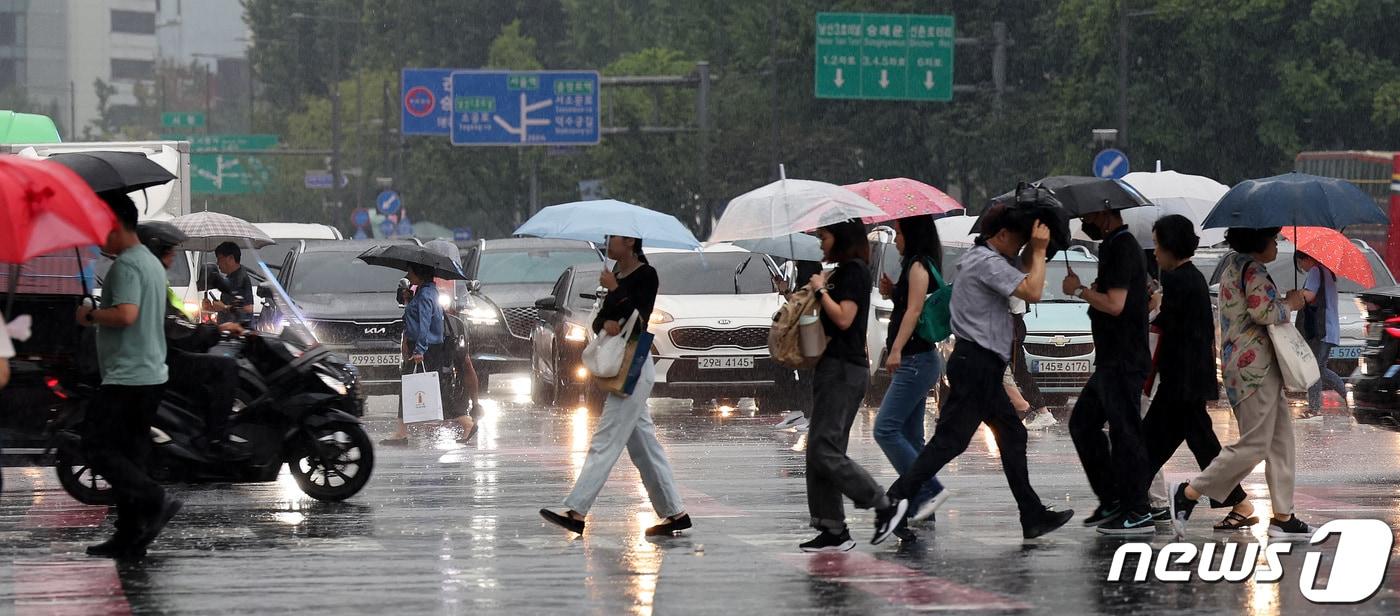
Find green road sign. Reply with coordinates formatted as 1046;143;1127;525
814;13;955;101
162;134;279;194
161;112;205;128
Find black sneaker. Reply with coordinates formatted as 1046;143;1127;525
645;514;692;537
539;509;585;535
1267;515;1312;539
1081;501;1122;527
1096;510;1157;535
892;517;917;543
85;531;137;558
871;497;909;545
1169;482;1198;539
1022;507;1075;539
129;494;183;554
1150;506;1170;522
800;529;856;553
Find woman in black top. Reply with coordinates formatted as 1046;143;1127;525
1142;215;1254;529
873;215;948;526
540;235;691;537
799;219;908;552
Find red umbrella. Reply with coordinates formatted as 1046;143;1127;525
0;156;114;264
1280;226;1375;287
844;177;963;224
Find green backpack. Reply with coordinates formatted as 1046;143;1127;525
914;257;953;344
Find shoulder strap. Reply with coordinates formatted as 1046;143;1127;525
921;257;946;290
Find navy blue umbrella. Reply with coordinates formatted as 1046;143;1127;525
1202;172;1387;230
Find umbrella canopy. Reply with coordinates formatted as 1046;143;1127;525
709;177;884;242
357;244;467;281
1280;227;1375;287
1120;170;1229;248
170;211;276;251
48;151;177;195
935;214;980;247
988;176;1152;217
843;177;963;224
514;199;701;250
0;157;115;264
732;234;823;261
1202;172;1388;230
0;111;61;143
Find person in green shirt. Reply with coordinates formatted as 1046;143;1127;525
74;193;182;560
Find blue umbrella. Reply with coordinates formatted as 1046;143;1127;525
1202;172;1387;230
513;199;701;250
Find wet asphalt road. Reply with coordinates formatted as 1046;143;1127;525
3;376;1400;615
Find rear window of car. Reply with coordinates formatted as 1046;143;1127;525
286;251;405;295
477;249;599;285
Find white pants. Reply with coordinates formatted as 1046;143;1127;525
564;360;685;518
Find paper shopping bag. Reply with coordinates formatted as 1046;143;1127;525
402;370;444;423
595;332;654;398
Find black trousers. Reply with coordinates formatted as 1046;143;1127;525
1069;367;1151;513
83;384;166;536
167;348;237;441
888;340;1045;518
806;357;885;531
1142;389;1247;508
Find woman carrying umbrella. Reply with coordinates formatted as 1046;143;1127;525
380;260;477;446
1295;250;1348;417
540;235;691;537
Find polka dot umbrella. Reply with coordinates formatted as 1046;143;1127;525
1280;226;1375;287
843;178;963;224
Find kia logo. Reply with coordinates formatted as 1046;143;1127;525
364;327;387;335
717;319;732;325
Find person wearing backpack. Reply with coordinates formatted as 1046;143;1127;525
799;219;910;552
872;215;949;531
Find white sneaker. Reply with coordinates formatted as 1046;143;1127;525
911;489;950;522
774;411;806;429
1024;408;1057;429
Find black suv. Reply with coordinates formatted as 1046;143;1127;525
456;238;603;385
1353;285;1400;430
259;239;420;396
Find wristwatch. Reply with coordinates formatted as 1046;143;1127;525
1072;286;1087;299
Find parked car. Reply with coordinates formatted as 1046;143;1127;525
1351;285;1400;429
1207;241;1396;379
258;239;420;396
253;222;344;274
457;238;603;386
531;262;607;407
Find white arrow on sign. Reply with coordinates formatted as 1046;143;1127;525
923;71;935;89
879;69;890;89
493;93;554;143
1099;155;1124;178
834;68;845;88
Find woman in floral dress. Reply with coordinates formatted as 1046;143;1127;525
1168;227;1314;538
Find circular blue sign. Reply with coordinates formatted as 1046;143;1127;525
376;190;402;215
351;208;370;227
1093;148;1130;180
378;219;394;237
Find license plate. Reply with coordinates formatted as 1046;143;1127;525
1032;360;1090;373
1330;346;1363;360
698;356;754;370
350;353;401;366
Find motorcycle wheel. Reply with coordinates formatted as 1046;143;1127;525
288;423;374;502
55;448;116;506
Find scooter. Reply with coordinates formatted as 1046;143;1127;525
47;323;374;504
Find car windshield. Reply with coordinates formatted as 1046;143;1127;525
286;251;406;295
650;252;776;295
1211;250;1396;294
258;243;295;270
92;250;192;287
477;249;599;284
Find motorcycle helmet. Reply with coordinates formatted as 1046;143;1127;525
137;221;188;257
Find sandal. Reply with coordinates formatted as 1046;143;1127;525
1214;511;1259;531
378;436;410;447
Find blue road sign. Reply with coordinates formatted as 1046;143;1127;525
376;190;402;216
450;70;601;146
351;208;370;228
378;219;395;237
453;227;472;241
402;68;453;136
1094;148;1130;179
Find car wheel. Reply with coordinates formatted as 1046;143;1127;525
531;364;557;407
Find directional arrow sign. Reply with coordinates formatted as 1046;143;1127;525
450;70;600;146
1093;148;1130;180
814;12;955;101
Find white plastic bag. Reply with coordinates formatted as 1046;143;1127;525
401;366;444;423
1268;323;1320;392
582;310;639;378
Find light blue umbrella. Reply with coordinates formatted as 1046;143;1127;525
513;199;701;250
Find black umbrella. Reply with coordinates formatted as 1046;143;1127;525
971;183;1075;260
985;176;1152;217
356;244;467;280
48;151;176;194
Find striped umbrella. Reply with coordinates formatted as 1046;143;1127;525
169;212;275;251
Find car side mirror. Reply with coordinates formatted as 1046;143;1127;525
534;296;557;310
256;282;275;300
467;280;482;293
578;292;598;301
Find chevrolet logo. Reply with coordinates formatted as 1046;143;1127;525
364;327;387;335
1050;335;1070;347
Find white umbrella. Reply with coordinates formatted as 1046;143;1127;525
934;214;980;247
1121;170;1229;249
709;166;885;242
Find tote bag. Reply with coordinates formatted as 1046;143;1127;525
401;363;444;423
1269;323;1320;392
583;310;640;378
595;330;656;398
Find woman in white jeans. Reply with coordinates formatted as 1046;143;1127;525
539;235;690;537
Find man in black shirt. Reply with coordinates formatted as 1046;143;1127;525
207;242;254;326
1062;208;1154;535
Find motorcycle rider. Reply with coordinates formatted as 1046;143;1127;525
138;222;247;460
204;241;255;327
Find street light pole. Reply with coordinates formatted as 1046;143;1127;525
1118;0;1130;149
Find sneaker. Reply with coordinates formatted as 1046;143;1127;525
129;494;183;554
1096;510;1157;535
539;508;586;535
1024;408;1057;429
1022;507;1075;539
911;488;950;522
871;497;909;545
645;514;693;537
85;531;137;558
1267;515;1313;538
1081;501;1122;527
1169;481;1199;539
892;517;918;543
1150;506;1171;522
800;529;856;553
774;411;806;429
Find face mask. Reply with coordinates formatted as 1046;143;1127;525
1081;221;1105;241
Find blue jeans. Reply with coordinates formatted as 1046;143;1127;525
874;350;945;505
1306;340;1347;412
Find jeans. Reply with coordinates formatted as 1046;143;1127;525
888;340;1046;519
873;350;945;506
82;384;167;537
564;360;685;519
1069;367;1152;513
1306;340;1347;412
807;357;887;532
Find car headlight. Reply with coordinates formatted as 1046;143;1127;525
565;323;588;342
438;293;453;310
650;309;673;325
316;371;348;395
464;305;500;325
